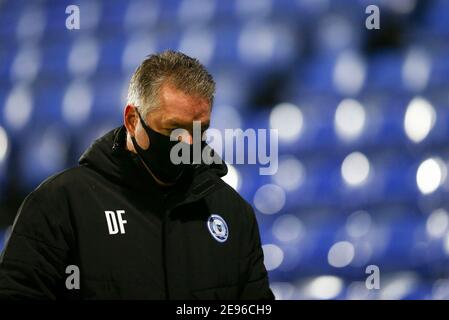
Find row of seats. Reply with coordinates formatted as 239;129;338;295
0;128;448;204
1;91;448;149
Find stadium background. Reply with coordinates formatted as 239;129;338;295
1;0;449;299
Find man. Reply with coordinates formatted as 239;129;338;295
0;50;274;300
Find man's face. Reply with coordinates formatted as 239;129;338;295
128;82;211;150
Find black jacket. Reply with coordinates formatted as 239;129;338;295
0;126;274;300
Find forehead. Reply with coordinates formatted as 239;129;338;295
158;82;210;123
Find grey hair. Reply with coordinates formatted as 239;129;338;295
127;50;216;118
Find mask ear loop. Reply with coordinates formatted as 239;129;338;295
131;107;155;151
131;106;187;183
130;107;149;153
130;116;162;182
134;107;150;133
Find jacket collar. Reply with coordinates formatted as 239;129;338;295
81;126;227;212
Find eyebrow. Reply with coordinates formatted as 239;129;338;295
166;119;210;130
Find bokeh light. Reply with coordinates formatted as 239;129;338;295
404;97;436;143
334;99;366;142
272;214;304;242
328;241;355;268
269;103;304;143
253;184;286;214
262;244;284;271
303;276;343;300
341;152;370;187
416;157;446;195
272;156;305;191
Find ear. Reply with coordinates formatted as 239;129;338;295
124;105;138;137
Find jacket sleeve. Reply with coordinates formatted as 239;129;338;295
238;202;275;300
0;189;72;300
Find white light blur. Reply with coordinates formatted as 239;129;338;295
269;103;304;142
303;276;343;300
213;72;245;108
341;152;370;187
0;126;9;164
3;85;33;130
178;0;216;24
416;157;446;195
444;233;449;255
124;0;159;30
426;209;449;238
77;0;101;30
387;0;417;14
68;37;99;77
62;81;93;125
272;156;305;191
3;225;12;245
334;99;366;141
333;51;366;96
269;282;296;300
120;79;130;107
37;127;68;172
11;45;41;83
346;210;372;238
432;279;449;300
16;5;46;41
238;21;275;65
346;281;375;300
318;15;353;52
211;105;242;131
328;241;355;268
404;97;436;143
350;241;373;267
253;184;286;215
380;272;418;300
262;244;284;271
122;34;156;73
221;164;241;191
402;48;431;92
178;28;215;66
296;0;330;11
236;0;272;18
209;105;242;162
272;214;304;242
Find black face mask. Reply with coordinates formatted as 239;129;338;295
131;111;188;184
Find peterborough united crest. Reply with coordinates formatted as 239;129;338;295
207;214;229;243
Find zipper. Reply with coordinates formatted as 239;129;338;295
161;192;171;300
161;210;170;300
159;175;220;300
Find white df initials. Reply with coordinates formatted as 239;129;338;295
105;210;127;235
